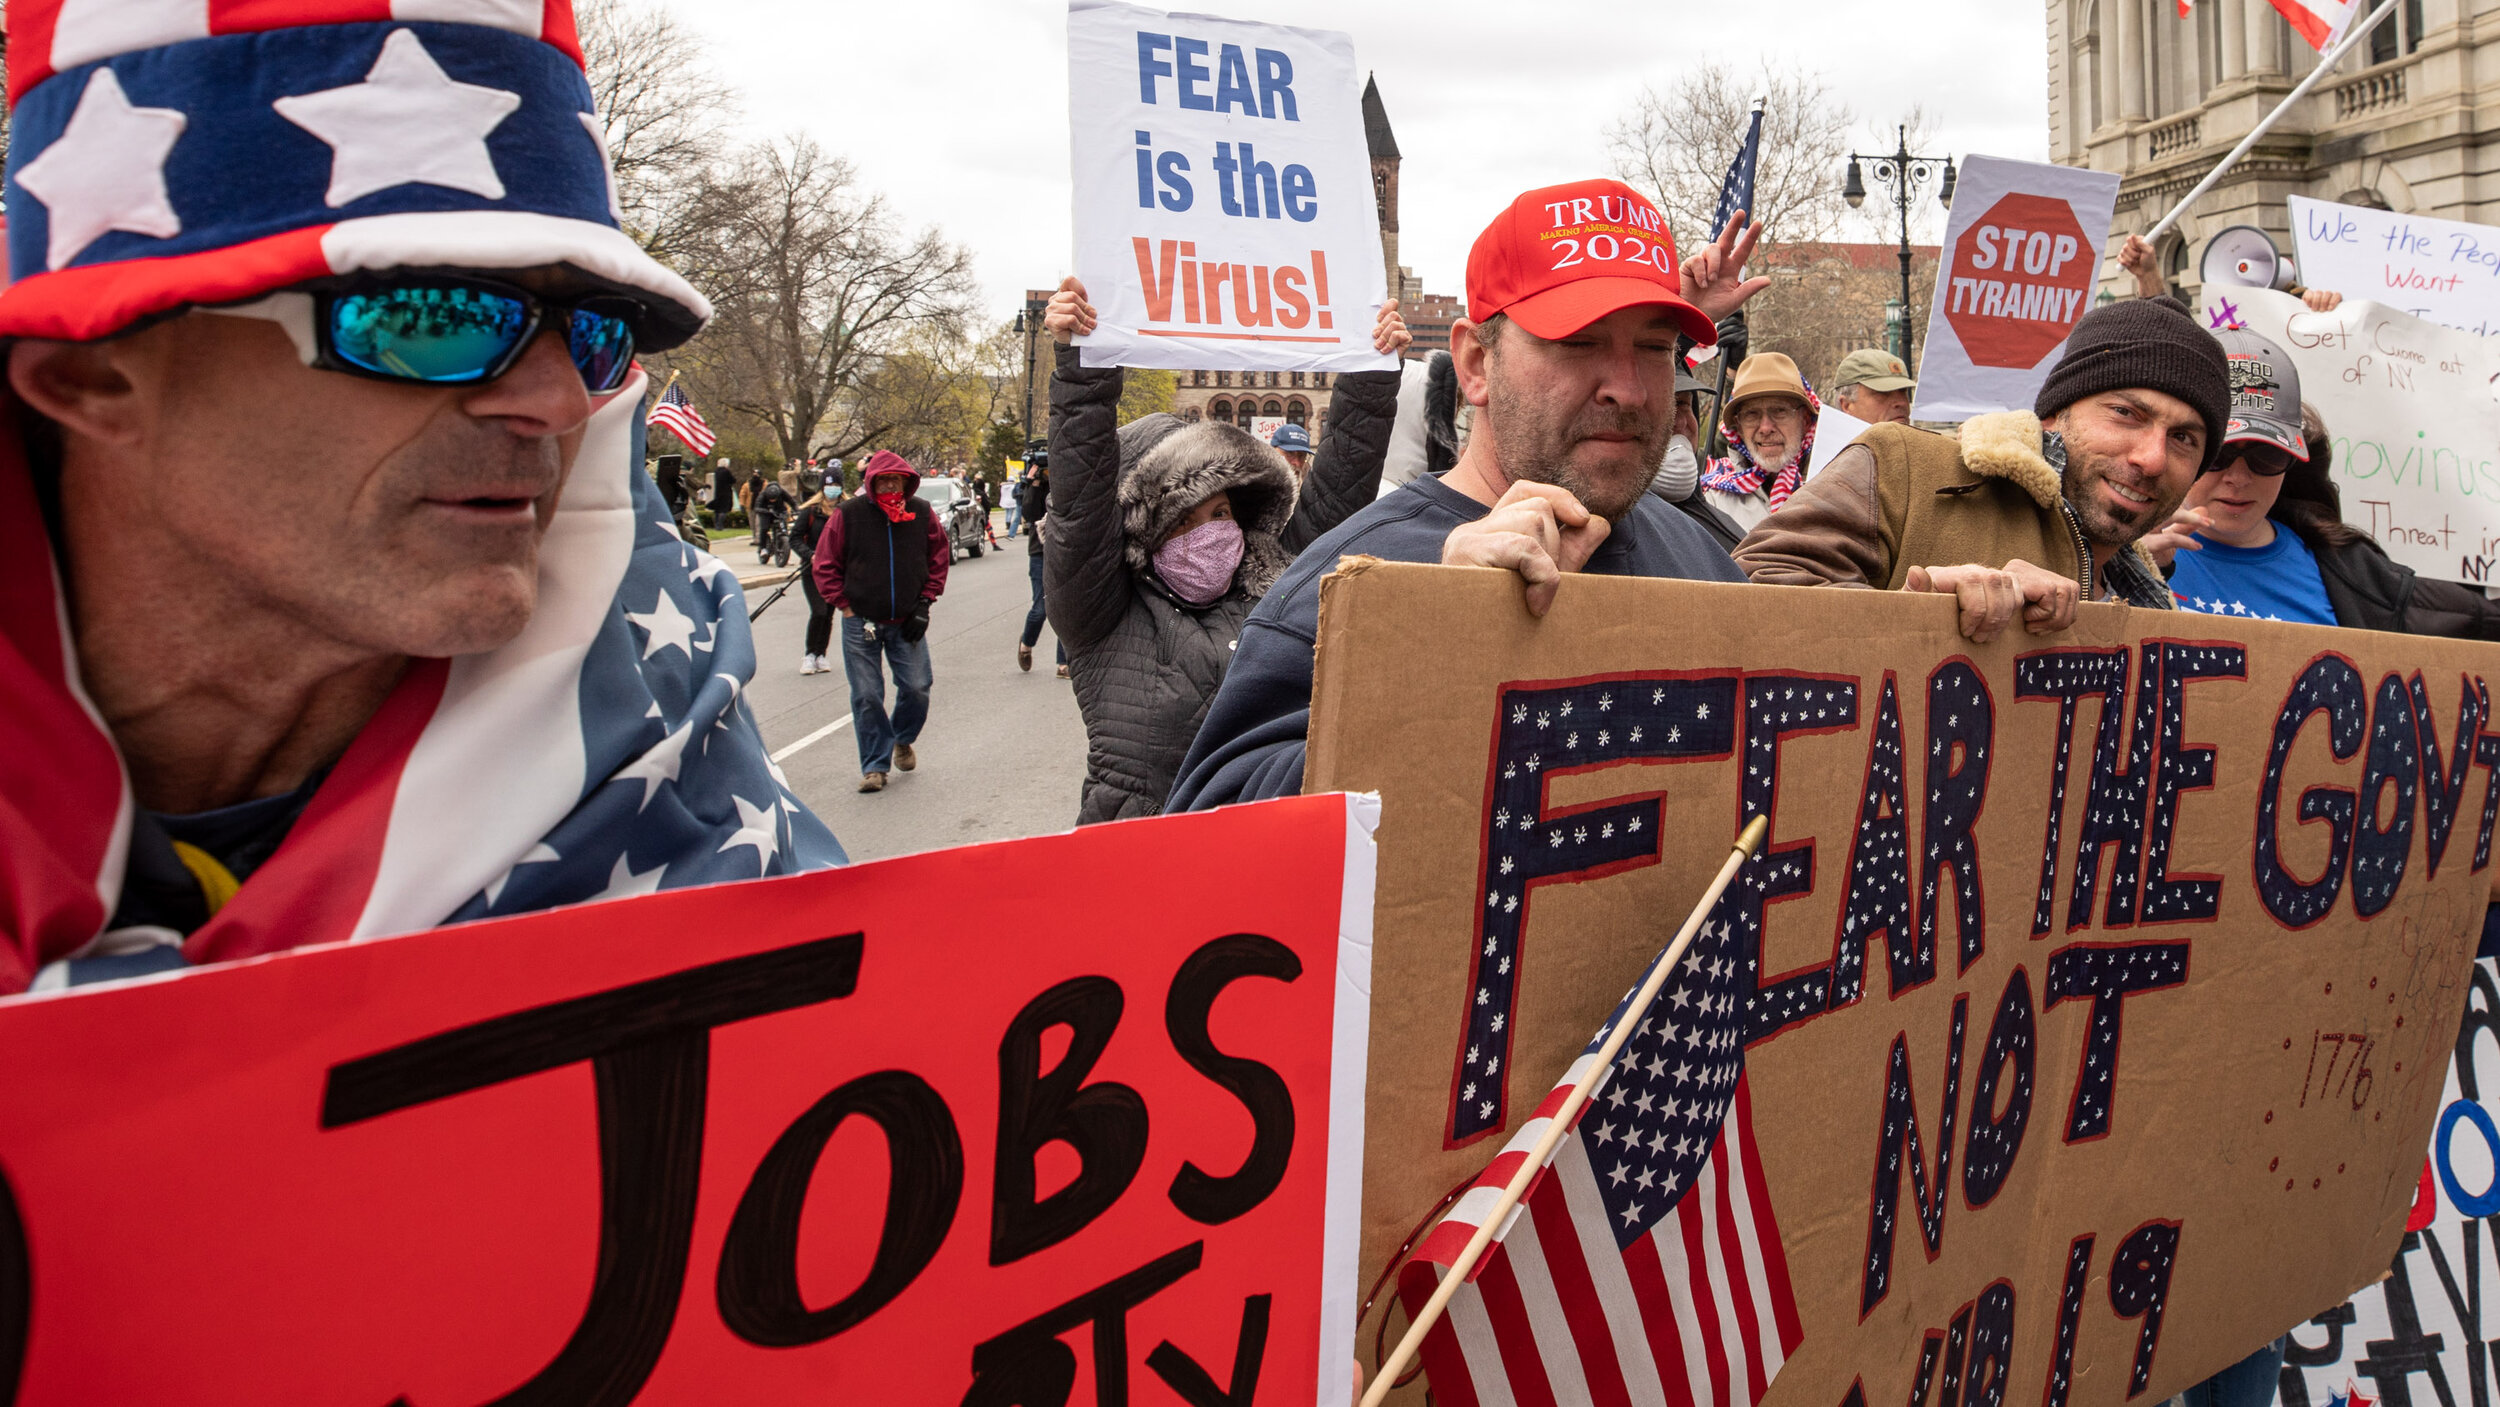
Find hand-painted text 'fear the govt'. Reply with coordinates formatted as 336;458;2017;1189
1451;646;2500;1399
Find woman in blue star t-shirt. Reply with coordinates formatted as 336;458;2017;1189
2144;345;2500;643
2142;332;2500;1407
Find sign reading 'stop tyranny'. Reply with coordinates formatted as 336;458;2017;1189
1066;0;1397;375
1913;155;2122;423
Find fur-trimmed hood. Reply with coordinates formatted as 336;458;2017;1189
1115;415;1300;602
1955;409;2172;589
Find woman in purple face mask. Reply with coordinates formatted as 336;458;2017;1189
1038;276;1406;824
1042;410;1300;825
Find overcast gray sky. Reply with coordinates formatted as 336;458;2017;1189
682;1;2052;322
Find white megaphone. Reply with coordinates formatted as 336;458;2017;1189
2199;225;2300;292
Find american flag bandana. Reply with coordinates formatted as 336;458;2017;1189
0;374;845;993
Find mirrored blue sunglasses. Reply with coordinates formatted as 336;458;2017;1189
312;277;643;394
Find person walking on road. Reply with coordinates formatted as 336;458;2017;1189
812;449;951;792
1017;456;1066;676
1043;275;1411;823
792;484;837;675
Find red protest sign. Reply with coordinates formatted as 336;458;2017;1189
0;794;1375;1406
1942;192;2097;369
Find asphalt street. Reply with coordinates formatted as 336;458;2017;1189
725;517;1090;862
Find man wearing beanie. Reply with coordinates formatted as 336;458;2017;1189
1170;179;1763;813
1733;296;2229;641
0;0;844;993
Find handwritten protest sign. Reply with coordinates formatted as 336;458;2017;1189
1305;563;2495;1406
2291;196;2500;339
2275;950;2500;1407
0;794;1376;1406
1912;156;2120;422
2202;284;2500;586
1066;0;1395;375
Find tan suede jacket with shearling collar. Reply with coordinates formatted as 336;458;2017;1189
1730;411;2174;608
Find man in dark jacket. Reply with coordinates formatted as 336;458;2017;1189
811;449;952;792
1016;457;1063;674
1167;177;1768;813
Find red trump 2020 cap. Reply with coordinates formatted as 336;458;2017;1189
1465;178;1717;345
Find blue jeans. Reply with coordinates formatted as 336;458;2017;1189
842;615;932;774
1005;499;1023;536
1022;552;1065;663
2179;1340;2285;1407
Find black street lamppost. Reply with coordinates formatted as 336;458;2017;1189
1843;128;1956;365
1011;294;1047;461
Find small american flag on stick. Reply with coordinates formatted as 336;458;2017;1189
1379;817;1801;1407
648;378;716;456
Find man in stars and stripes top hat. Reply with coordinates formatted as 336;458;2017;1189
0;0;844;992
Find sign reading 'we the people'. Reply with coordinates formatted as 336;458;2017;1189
1066;0;1396;374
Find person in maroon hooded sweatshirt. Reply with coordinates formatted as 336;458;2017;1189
811;449;951;792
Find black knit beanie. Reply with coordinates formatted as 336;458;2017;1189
2032;295;2231;466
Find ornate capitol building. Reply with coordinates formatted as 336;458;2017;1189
2048;0;2497;301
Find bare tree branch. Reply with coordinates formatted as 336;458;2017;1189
575;0;738;260
1604;57;1854;258
659;135;981;467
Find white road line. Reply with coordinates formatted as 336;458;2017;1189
770;715;852;763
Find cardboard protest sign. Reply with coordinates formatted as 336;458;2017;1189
1066;0;1395;375
2291;196;2500;339
2275;950;2500;1407
1912;156;2121;422
0;794;1377;1406
2202;284;2500;586
1304;563;2495;1406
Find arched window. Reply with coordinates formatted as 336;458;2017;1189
2162;235;2192;302
1211;399;1232;421
1234;402;1256;429
1262;398;1284;417
1285;399;1309;426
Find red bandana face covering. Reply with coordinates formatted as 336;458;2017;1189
871;483;915;522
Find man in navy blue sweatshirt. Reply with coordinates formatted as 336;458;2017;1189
1168;178;1769;812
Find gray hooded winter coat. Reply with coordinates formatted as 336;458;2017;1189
1048;349;1362;824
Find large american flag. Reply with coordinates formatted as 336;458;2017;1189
1399;905;1800;1407
649;380;716;456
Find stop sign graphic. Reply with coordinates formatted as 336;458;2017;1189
1943;192;2096;369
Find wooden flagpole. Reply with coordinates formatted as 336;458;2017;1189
2145;0;2399;243
1357;814;1772;1407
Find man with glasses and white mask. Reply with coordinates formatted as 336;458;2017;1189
0;0;842;993
1700;351;1818;536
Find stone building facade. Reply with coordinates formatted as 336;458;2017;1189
2047;0;2487;303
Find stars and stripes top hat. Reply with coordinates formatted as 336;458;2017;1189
0;0;710;346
